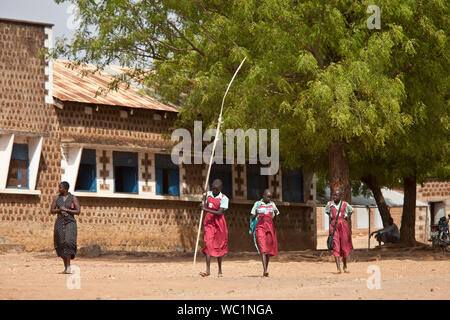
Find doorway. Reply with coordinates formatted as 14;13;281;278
430;201;446;224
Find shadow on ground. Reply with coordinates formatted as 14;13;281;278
30;244;450;265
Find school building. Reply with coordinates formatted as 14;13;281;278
0;18;317;253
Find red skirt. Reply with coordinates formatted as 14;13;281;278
202;212;228;257
255;215;278;256
331;219;353;258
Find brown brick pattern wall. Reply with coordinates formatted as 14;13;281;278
417;179;450;215
1;196;315;252
74;200;314;252
417;180;450;201
417;179;450;217
56;102;175;149
182;163;205;195
0;21;51;131
0;21;62;250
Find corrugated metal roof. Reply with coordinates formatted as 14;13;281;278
52;59;177;112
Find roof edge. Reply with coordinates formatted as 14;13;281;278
0;17;54;27
51;98;178;113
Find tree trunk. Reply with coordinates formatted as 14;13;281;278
328;142;351;201
361;174;391;227
400;175;417;245
328;141;352;230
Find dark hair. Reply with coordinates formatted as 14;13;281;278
388;217;394;224
60;181;70;190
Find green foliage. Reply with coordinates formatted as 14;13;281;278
52;0;448;181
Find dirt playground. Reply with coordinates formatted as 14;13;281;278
0;244;449;300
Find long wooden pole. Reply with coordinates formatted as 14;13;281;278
368;205;371;250
193;57;246;266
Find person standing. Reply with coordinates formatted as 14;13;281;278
325;189;353;273
250;189;279;277
50;181;80;274
200;179;229;277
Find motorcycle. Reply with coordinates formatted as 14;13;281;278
429;215;450;253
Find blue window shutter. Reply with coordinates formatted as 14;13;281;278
12;144;28;161
131;167;138;193
168;169;180;195
88;166;95;191
282;169;303;202
113;151;138;167
81;149;96;165
7;144;29;188
76;149;97;192
155;154;178;169
156;154;180;195
76;164;97;192
113;151;138;193
121;167;137;193
246;165;268;200
156;168;163;195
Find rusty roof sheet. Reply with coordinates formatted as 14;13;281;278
52;59;177;112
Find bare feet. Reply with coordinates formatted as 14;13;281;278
263;272;269;277
199;272;210;277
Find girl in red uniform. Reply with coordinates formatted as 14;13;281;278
325;189;354;273
251;189;279;277
200;179;229;277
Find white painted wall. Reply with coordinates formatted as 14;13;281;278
0;134;14;189
356;207;370;229
60;146;82;192
44;27;54;105
28;136;43;190
373;208;384;229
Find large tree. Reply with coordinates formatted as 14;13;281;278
353;0;449;244
52;0;448;244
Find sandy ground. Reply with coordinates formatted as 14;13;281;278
0;245;449;300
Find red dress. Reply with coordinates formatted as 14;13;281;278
255;202;278;256
202;193;228;257
329;201;353;258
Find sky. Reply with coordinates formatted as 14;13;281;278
1;0;76;47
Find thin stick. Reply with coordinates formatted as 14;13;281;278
193;57;246;266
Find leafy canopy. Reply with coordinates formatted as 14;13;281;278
53;0;447;177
